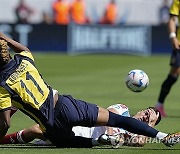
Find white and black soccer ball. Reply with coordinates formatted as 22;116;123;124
125;69;149;92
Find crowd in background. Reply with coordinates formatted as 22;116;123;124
1;0;172;25
15;0;118;25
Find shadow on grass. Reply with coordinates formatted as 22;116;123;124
94;147;180;151
0;145;179;150
0;144;56;149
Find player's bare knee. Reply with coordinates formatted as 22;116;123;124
31;124;42;133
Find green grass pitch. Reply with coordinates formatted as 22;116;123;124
2;53;180;153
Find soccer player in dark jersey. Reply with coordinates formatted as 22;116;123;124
0;32;179;148
155;0;180;118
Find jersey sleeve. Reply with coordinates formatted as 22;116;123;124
169;0;180;16
0;86;12;111
18;51;34;61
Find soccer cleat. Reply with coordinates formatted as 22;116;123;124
162;132;180;147
155;105;166;118
98;134;121;147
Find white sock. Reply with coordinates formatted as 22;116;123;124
17;130;26;143
156;132;168;140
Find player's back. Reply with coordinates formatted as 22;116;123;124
0;51;54;131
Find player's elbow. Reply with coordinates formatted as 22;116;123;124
19;47;30;53
24;47;30;52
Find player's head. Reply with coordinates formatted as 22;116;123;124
0;40;11;66
146;107;161;126
133;107;161;126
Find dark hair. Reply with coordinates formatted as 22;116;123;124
0;40;10;66
147;107;161;126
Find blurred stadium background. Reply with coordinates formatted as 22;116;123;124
1;0;180;153
0;0;173;54
0;0;172;25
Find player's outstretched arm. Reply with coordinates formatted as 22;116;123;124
0;32;30;53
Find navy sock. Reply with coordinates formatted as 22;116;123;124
158;74;177;104
107;111;158;138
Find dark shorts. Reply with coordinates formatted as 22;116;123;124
170;49;180;67
44;95;98;146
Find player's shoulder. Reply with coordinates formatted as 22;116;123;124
15;51;34;61
108;104;129;110
107;104;130;116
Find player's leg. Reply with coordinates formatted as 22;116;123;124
22;124;45;142
55;95;164;142
155;70;178;117
48;95;118;147
0;130;26;144
155;50;180;117
157;67;179;104
52;95;179;147
0;124;44;144
96;107;164;139
98;107;180;146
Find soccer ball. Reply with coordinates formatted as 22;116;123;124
125;69;149;92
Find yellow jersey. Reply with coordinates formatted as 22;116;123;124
0;51;54;132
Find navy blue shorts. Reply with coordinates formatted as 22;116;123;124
45;95;98;145
170;49;180;67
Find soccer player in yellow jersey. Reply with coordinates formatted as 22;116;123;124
0;105;161;147
155;0;180;117
0;32;179;148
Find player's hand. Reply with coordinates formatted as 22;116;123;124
171;37;180;50
148;120;155;127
